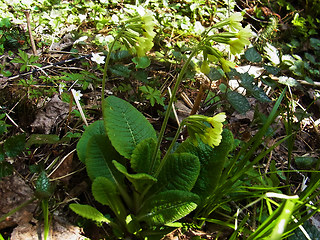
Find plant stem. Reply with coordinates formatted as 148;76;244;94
150;47;199;176
101;33;123;102
42;199;49;240
154;122;184;177
0;197;37;222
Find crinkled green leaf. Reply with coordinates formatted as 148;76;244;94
85;134;124;183
35;171;55;200
149;153;200;196
131;138;160;174
113;161;157;193
137;190;199;226
176;129;233;201
69;204;110;223
240;73;271;102
77;120;106;163
103;96;157;159
92;177;127;220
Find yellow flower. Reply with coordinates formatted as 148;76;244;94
185;112;226;148
219;58;236;72
228;12;243;31
228;39;246;55
135;36;154;57
213;12;243;30
236;25;252;45
142;13;156;39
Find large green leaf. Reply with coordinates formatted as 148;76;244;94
92;177;127;220
77;120;106;163
113;161;157;193
130;138;160;174
85;134;124;183
103;96;157;159
137;190;199;226
69;204;110;223
176;129;234;201
148;153;200;196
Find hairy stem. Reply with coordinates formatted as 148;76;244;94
101;33;123;102
150;47;200;176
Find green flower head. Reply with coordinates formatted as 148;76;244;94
185;112;226;148
219;58;236;72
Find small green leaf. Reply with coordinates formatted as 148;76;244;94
4;134;25;157
0;162;13;179
251;85;271;102
111;50;131;60
69;204;111;223
137;190;199;226
35;171;55;199
109;64;131;77
207;68;223;81
226;91;250;114
245;47;262;63
77;120;106;163
103;96;157;159
264;65;280;75
295;156;319;169
133;70;148;83
132;56;151;69
26;134;60;148
310;38;320;50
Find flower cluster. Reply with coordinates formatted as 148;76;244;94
184;113;226;148
200;13;252;74
121;10;156;57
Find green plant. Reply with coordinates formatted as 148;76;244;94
0;170;54;240
139;85;164;107
11;49;41;72
71;96;233;239
0;114;26;179
69;10;255;239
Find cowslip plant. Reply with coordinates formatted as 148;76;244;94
71;95;233;239
69;10;253;239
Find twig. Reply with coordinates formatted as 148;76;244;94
24;10;37;55
7;54;92;81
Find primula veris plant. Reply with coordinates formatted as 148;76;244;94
71;96;233;239
69;11;256;239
